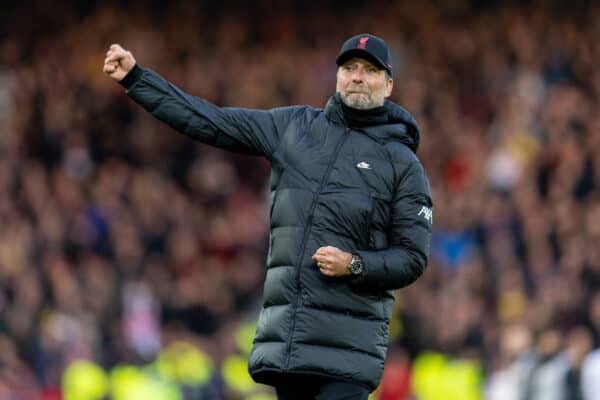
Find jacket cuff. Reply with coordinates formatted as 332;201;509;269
351;250;382;286
118;64;143;89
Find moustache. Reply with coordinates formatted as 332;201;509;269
346;87;369;94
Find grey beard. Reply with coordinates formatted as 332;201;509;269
339;92;384;110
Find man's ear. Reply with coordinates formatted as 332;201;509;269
385;78;393;98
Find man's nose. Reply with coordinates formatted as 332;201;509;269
351;70;364;83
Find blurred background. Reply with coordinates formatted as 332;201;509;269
1;0;600;398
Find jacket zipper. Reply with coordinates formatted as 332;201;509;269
283;128;350;371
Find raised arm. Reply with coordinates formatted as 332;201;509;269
103;44;292;158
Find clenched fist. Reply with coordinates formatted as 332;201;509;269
103;44;136;82
311;246;353;277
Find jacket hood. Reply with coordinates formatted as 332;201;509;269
324;93;421;153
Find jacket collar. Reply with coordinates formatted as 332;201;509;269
324;93;421;153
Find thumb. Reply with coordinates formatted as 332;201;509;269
103;62;117;74
105;51;125;64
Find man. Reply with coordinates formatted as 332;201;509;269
103;33;433;399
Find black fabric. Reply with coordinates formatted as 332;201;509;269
119;64;142;88
123;66;433;391
324;93;420;152
337;93;389;128
336;33;392;74
275;378;369;400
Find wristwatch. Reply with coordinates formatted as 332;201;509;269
348;254;365;276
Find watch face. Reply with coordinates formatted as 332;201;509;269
350;257;363;275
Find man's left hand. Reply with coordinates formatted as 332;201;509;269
311;246;353;277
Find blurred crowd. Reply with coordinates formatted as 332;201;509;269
1;0;600;398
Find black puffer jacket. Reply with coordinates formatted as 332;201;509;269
121;66;433;391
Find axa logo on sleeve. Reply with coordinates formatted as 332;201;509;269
418;206;433;223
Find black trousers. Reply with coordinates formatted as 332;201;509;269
274;377;370;400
